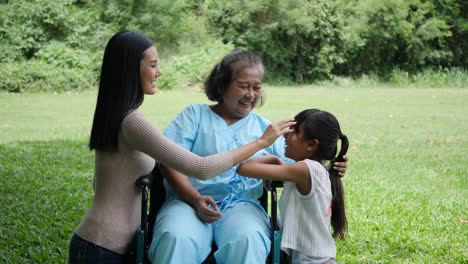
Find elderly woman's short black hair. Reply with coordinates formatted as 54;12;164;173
204;50;265;103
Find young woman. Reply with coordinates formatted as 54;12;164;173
68;31;295;263
237;109;348;264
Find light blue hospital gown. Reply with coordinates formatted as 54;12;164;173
148;104;291;264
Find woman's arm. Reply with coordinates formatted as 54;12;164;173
121;112;295;180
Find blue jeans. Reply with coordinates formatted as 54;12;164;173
68;233;132;264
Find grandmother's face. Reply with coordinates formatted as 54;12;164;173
221;66;263;120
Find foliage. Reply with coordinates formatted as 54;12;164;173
135;0;192;52
0;0;112;92
0;0;112;61
325;68;468;88
100;0;195;53
338;0;459;75
435;0;468;67
0;0;467;93
204;0;347;82
388;67;468;88
35;42;101;72
0;60;97;93
0;0;72;61
204;0;467;80
157;41;234;89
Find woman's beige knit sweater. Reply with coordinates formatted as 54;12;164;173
75;111;232;254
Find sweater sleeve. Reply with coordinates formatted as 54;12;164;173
120;111;233;180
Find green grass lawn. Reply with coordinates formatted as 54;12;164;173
0;86;467;263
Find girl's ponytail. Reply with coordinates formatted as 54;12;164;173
335;134;349;162
329;134;348;239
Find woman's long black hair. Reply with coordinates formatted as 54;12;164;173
295;109;349;239
89;30;153;151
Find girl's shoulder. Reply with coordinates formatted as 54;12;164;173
301;159;332;197
301;159;330;185
301;159;327;174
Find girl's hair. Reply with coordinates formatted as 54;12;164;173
89;30;154;151
204;50;265;105
294;109;349;239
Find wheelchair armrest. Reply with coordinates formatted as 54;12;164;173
135;171;154;188
135;162;164;188
265;180;283;189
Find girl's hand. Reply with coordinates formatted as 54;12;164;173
333;155;348;177
194;195;222;223
258;119;296;147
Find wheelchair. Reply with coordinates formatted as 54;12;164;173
134;163;287;264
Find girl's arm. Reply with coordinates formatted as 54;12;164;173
237;155;311;195
246;154;285;166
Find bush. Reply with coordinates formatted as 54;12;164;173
1;0;466;92
326;68;468;88
339;0;455;75
391;68;468;88
204;0;347;82
100;0;194;53
0;60;97;93
0;0;74;61
0;0;114;62
35;41;102;73
158;40;234;89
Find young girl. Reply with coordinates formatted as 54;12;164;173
237;109;348;264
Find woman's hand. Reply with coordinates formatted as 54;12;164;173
194;195;222;223
258;119;296;147
333;155;348;177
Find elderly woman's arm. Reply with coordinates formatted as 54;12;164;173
163;166;222;223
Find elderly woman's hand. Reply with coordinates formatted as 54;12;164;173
258;119;296;147
333;155;348;177
194;195;222;223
